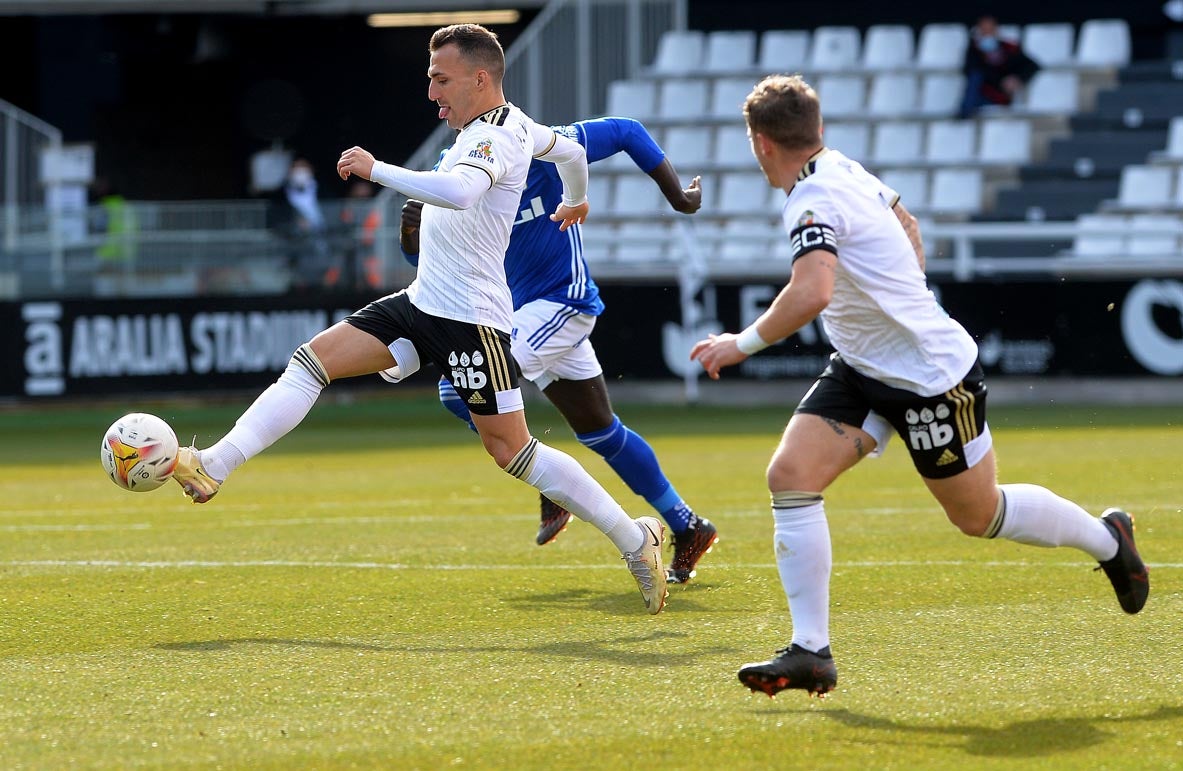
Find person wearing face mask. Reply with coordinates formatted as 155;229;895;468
273;158;335;290
958;15;1040;119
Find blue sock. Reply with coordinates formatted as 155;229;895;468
576;415;694;533
438;378;477;433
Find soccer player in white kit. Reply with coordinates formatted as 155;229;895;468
691;75;1149;697
170;24;669;614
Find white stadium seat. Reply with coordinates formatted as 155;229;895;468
716;172;774;215
616;222;670;261
861;25;914;71
880;169;929;211
585;175;612;213
918;73;965;116
610;174;663;214
1128;214;1180;255
705;30;757;72
916;23;968;70
929;168;983;215
658;78;709;119
809;26;861;72
710;77;757;118
579;221;615;263
758;30;811;72
652;30;705;73
719;219;777;261
978;119;1032;164
867;72;918;116
1163;117;1183;159
1117;165;1175;209
663;126;713;168
925;120;976;164
714;125;756;168
1072;214;1125;257
871;122;924;165
816;74;865;118
823;122;870;161
1022;23;1075;68
1076;19;1131;67
606;80;658;119
1021;70;1080;114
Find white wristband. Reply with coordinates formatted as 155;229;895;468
735;325;771;355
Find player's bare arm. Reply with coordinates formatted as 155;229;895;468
893;200;926;271
690;250;835;380
647;158;702;214
337;146;376;181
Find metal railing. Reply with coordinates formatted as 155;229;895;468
1;98;64;284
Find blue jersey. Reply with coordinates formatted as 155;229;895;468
403;117;666;316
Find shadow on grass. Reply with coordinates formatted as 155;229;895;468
155;637;392;652
791;705;1183;758
500;582;731;617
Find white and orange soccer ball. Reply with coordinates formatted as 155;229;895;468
100;413;180;492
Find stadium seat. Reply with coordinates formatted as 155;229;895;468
816;74;865;118
658;78;710;119
928;168;983;215
610;174;663;214
823;122;870;161
616;222;670;261
714;125;756;168
1021;23;1075;68
925;120;976;164
809;26;861;72
579;221;615;263
880;169;929;211
1162;117;1183;159
861;25;914;71
918;73;965;116
1076;19;1131;68
915;23;968;70
1117;165;1176;209
719;219;776;261
1127;213;1180;255
586;174;612;213
716;172;774;215
705;30;757;72
867;73;919;116
1021;70;1080;114
871;121;924;165
653;30;705;73
1072;214;1125;256
663;126;713;169
978;119;1032;164
710;77;757;118
758;30;811;72
606;80;658;120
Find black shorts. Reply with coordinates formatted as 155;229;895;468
344;291;522;416
796;353;990;479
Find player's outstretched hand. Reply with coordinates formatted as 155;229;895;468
690;332;747;380
400;200;424;254
678;176;703;214
337;146;376;181
551;200;589;232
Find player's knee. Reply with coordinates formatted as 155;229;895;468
290;343;330;387
498;436;539;478
943;503;993;537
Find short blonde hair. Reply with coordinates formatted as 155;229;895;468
743;75;823;152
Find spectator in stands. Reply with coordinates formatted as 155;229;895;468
958;15;1040;118
401;117;718;584
338;178;382;290
268;157;335;291
692;74;1149;699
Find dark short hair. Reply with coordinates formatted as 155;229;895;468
743;74;823;152
430;24;506;81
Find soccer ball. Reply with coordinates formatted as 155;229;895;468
100;413;180;492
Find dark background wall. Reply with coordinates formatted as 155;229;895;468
0;1;1177;201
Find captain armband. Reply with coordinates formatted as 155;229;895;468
788;222;838;262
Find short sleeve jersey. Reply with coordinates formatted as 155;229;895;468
782;149;978;395
407;104;546;333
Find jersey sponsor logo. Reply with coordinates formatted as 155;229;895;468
905;405;955;451
789;223;837;259
449;349;488;390
468;139;495;163
552;124;579;142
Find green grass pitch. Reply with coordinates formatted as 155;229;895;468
3;394;1181;769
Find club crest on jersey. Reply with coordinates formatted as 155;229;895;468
468;139;495;163
797;210;816;227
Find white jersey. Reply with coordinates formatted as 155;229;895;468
407;104;556;333
781;149;978;395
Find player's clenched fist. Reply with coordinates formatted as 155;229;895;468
337;146;376;181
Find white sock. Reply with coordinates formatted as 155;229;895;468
507;438;644;554
994;483;1118;561
772;497;831;653
200;362;325;482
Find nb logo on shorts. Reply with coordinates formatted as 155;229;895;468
449;350;488;390
906;405;954;451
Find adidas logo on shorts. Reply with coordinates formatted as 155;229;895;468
935;448;959;466
467;392;487;406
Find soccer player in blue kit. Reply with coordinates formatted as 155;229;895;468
399;116;720;584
